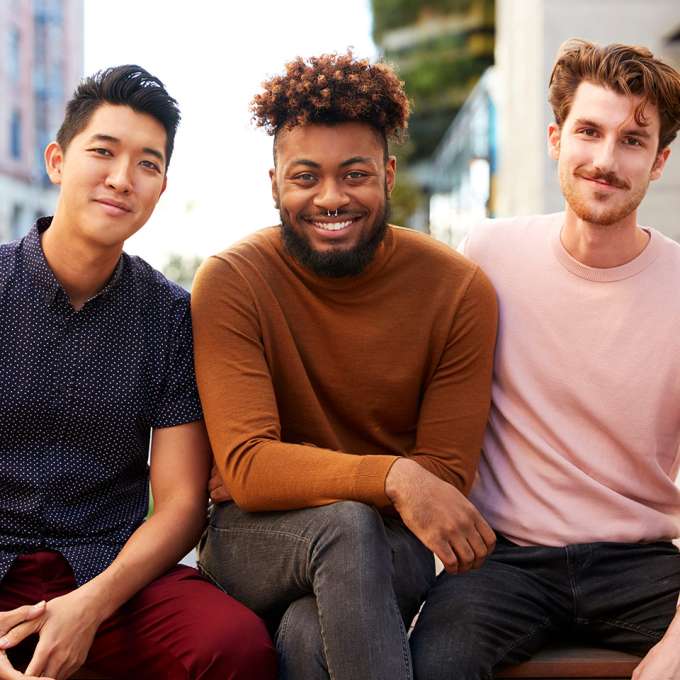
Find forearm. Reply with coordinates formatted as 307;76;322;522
74;498;206;622
220;438;397;511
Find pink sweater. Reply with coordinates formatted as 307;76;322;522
463;213;680;546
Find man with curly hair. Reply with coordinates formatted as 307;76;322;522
410;40;680;680
191;52;498;679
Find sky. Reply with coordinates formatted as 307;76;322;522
84;0;377;270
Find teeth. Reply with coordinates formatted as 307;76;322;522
313;220;353;231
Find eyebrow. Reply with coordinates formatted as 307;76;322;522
86;133;165;163
573;118;651;138
288;156;376;169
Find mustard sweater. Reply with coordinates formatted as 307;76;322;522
192;225;497;511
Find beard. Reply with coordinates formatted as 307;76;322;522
280;199;390;278
560;164;648;227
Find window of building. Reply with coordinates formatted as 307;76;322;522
8;27;21;81
10;110;22;160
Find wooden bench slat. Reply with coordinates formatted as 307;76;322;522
495;644;641;678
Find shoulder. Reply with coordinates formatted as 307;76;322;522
389;225;479;278
193;227;281;292
462;213;561;266
0;238;20;275
122;254;191;324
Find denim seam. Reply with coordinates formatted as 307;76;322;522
589;616;662;641
196;561;229;594
489;617;552;679
207;525;313;545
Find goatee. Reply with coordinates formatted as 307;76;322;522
280;201;390;278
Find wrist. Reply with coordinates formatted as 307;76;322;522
385;458;419;505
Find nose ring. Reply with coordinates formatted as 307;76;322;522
326;209;338;218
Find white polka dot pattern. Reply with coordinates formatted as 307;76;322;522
0;218;203;585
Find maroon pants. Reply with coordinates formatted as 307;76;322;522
1;551;276;679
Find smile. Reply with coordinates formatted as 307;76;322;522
311;220;354;231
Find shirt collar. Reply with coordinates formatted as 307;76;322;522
22;216;126;307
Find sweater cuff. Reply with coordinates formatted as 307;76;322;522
353;455;400;508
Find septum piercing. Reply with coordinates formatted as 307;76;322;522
326;209;339;218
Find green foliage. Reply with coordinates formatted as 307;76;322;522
163;253;203;290
372;0;475;41
390;170;424;226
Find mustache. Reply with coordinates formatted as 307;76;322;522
579;169;630;190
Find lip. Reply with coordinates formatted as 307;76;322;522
93;198;133;215
580;176;623;191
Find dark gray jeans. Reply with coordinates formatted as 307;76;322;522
198;501;435;680
410;536;680;680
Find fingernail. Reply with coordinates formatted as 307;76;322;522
0;637;8;648
32;601;46;610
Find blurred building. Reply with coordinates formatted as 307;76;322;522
430;0;680;245
0;0;83;243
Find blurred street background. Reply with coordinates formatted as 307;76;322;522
1;0;679;286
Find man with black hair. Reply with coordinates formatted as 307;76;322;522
192;53;498;680
0;65;275;680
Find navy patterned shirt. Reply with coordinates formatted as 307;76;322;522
0;218;202;585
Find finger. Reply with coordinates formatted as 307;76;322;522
475;516;497;551
0;602;45;636
450;538;476;573
435;541;458;574
0;618;42;650
466;529;490;571
24;639;49;677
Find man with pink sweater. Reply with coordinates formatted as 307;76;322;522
411;40;680;680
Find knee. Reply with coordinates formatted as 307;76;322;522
319;501;386;553
195;606;277;680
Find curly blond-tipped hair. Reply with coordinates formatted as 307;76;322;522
251;51;409;144
549;39;680;150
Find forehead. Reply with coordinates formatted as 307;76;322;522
73;103;167;154
276;122;385;166
566;81;660;134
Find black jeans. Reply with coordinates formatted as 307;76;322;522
410;536;680;680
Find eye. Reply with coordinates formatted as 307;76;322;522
623;136;642;147
88;147;113;156
577;127;598;137
345;170;368;180
140;159;162;172
293;172;316;183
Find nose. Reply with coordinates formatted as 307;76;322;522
592;138;618;174
312;178;350;213
106;157;133;194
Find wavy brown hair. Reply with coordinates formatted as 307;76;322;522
549;39;680;150
251;51;409;154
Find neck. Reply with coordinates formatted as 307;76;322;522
560;206;649;268
41;215;122;310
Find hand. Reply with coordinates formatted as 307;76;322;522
0;592;103;680
386;458;496;573
208;464;233;504
633;617;680;680
0;651;52;680
0;603;45;641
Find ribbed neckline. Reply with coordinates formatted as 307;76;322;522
552;217;661;282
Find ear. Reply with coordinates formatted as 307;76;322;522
385;155;397;196
650;146;671;181
44;141;64;185
160;174;168;197
269;167;280;209
547;123;561;161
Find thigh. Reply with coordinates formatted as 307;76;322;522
199;500;391;619
410;540;568;680
577;541;680;655
87;565;276;680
